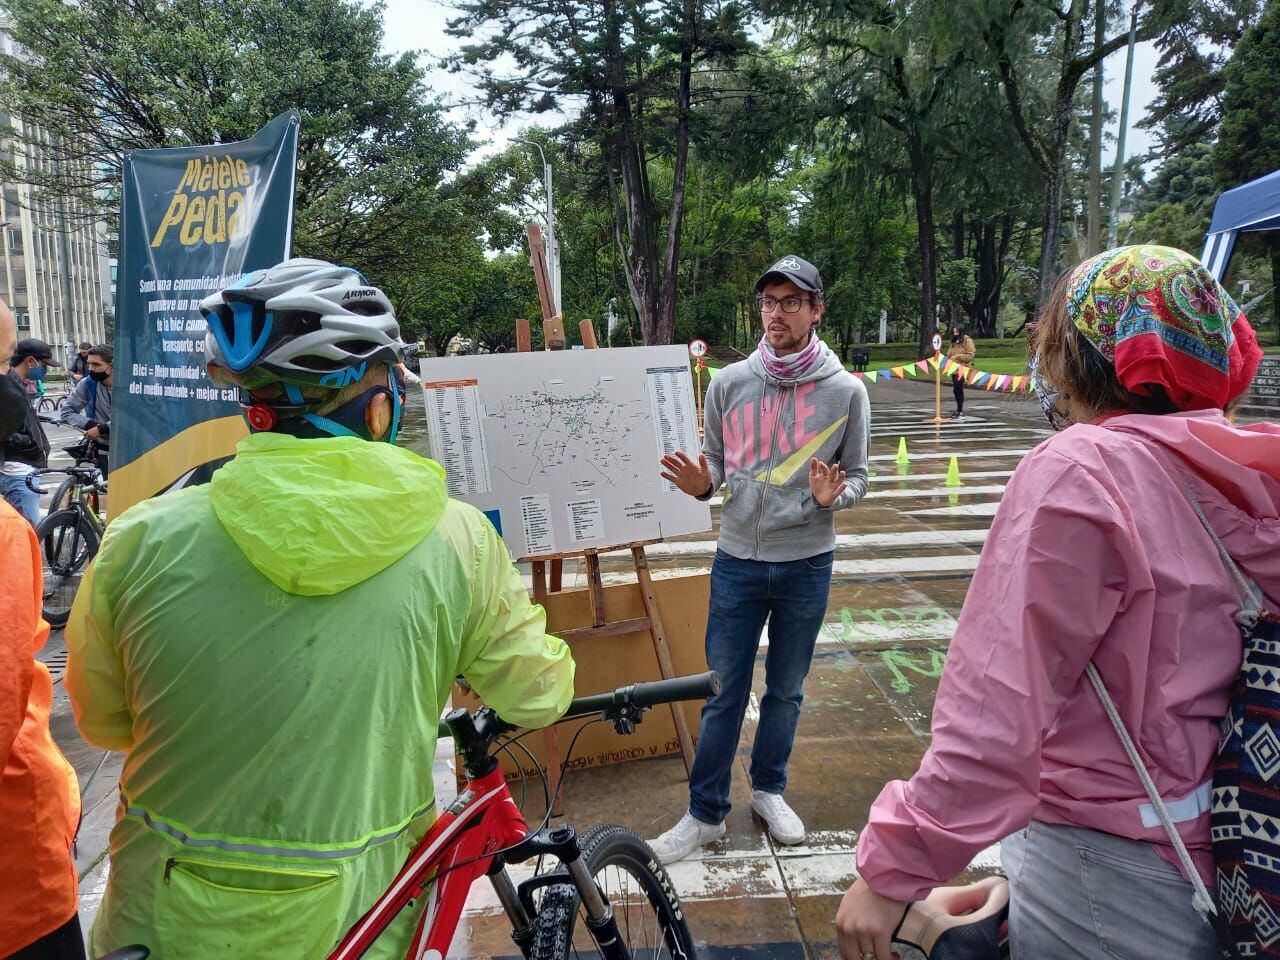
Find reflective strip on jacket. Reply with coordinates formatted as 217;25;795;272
0;501;80;953
65;433;576;958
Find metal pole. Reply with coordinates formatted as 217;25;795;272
1107;8;1138;249
514;138;560;316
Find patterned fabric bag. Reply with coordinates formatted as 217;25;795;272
1210;583;1280;955
1088;477;1278;960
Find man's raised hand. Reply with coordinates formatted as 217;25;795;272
809;458;846;508
660;451;714;498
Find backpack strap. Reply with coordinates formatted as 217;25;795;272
1176;476;1264;630
1084;663;1220;924
85;376;98;423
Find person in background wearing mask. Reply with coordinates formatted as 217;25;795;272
1;338;54;526
68;342;91;384
60;343;111;477
0;300;85;960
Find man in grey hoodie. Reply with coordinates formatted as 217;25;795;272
651;254;870;863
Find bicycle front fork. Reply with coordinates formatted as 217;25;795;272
494;825;632;960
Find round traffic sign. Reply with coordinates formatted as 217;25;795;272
931;333;943;353
689;339;708;358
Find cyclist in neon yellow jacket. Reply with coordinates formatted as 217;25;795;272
65;259;576;958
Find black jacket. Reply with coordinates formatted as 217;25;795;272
1;369;49;469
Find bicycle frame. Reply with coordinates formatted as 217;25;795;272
327;765;531;960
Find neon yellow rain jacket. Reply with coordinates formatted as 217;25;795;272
66;434;575;958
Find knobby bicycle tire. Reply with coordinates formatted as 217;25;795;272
529;823;697;960
37;507;99;628
46;477;75;516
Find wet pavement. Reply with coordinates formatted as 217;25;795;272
48;377;1054;957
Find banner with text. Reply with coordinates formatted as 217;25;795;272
112;110;299;516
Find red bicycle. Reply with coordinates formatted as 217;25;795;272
98;670;720;960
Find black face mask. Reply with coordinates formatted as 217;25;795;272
89;369;110;382
0;370;27;436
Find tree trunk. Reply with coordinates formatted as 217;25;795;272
1086;0;1105;257
654;0;695;347
913;157;939;360
1036;79;1076;312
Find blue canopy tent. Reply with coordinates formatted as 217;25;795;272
1201;168;1280;280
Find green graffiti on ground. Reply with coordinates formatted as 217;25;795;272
879;647;948;694
823;605;954;644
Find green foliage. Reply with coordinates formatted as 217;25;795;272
1215;0;1280;188
0;0;475;286
1143;0;1262;156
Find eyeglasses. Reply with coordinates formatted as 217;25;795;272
756;295;809;314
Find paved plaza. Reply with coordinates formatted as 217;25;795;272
48;378;1053;957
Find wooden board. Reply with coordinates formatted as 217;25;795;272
455;572;710;780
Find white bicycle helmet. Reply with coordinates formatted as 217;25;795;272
201;257;405;390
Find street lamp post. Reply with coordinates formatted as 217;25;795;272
513;138;560;316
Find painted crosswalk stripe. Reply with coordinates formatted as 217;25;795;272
599;554;980;586
868;484;1005;500
869;447;1031;463
907;502;1002;518
707;484;1005;506
654;529;989;556
870;469;1012;484
459;838;1003;912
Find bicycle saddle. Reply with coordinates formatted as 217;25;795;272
893;876;1009;960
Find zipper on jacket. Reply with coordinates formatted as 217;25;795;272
753;382;791;557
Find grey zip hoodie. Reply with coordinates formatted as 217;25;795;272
701;341;870;561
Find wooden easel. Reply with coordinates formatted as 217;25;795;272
518;223;697;814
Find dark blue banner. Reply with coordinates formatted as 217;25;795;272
112;110;299;515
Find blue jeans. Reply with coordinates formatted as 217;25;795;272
688;548;833;825
0;472;40;527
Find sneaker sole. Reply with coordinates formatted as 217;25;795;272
652;824;727;865
750;808;805;846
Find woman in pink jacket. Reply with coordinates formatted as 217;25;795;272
836;245;1280;960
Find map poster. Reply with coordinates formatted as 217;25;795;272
418;345;712;559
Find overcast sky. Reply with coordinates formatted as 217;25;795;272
378;0;1162;168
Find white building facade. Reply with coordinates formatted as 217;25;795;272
0;25;109;362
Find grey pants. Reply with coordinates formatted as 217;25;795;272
1001;821;1220;959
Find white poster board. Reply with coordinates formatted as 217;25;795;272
419;345;711;559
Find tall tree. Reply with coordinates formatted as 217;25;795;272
0;0;474;283
1142;0;1263;156
767;0;979;357
984;0;1155;311
447;0;784;345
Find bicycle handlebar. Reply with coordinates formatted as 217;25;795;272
560;671;723;721
26;464;104;494
439;670;722;741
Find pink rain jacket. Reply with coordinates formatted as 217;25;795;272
857;410;1280;901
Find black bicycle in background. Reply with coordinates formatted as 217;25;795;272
26;454;106;627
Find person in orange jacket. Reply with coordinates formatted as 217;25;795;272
0;296;82;959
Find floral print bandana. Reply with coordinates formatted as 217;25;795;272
1064;244;1262;411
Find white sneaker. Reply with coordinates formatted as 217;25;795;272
648;810;726;865
751;790;805;845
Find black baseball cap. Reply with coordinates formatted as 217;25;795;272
755;255;824;296
12;337;60;366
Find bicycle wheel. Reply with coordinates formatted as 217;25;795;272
37;508;99;628
529;823;697;960
46;477;75;515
